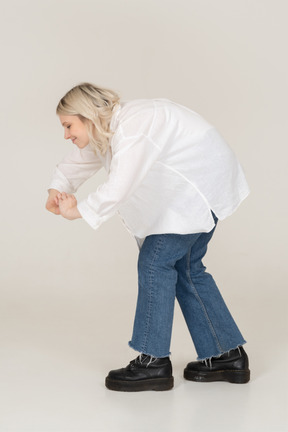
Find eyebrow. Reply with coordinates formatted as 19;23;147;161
62;121;69;126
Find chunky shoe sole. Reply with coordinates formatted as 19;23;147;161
184;368;250;384
105;376;174;392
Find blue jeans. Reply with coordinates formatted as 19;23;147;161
129;216;246;360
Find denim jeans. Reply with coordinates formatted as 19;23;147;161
129;215;246;360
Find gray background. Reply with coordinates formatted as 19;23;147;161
0;1;287;431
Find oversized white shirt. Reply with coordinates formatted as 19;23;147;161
48;98;250;237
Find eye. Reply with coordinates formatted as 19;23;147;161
66;125;71;129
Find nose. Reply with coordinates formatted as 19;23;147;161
64;129;71;140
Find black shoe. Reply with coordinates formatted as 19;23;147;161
184;346;250;384
105;354;174;392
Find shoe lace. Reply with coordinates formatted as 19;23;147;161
203;358;213;369
132;354;158;367
202;347;243;369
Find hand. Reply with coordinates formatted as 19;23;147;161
57;192;82;220
46;189;61;215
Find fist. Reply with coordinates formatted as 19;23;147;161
57;192;82;220
46;189;61;215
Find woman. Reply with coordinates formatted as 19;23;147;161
46;83;250;392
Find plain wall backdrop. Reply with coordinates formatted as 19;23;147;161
0;0;287;431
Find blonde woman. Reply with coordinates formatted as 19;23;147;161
46;83;251;392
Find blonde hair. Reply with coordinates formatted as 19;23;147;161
56;83;120;155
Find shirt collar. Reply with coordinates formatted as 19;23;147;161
109;102;122;132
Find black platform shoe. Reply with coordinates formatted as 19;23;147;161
184;346;250;384
105;354;174;392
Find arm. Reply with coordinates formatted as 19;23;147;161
48;144;103;194
46;144;103;215
77;134;161;230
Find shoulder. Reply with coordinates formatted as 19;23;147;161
113;99;158;138
112;98;213;144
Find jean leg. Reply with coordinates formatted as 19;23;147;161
129;233;200;358
176;226;246;360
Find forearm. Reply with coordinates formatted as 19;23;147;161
49;146;103;193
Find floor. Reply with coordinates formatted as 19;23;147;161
0;291;286;432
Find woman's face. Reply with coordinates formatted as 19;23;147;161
59;115;90;149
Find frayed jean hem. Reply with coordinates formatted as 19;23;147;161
128;341;171;358
196;341;247;362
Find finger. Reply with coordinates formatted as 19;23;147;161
58;192;67;200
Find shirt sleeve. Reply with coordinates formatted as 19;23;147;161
77;134;161;230
48;144;103;193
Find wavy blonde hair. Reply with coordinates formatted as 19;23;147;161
56;83;120;155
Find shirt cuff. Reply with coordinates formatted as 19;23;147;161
77;199;105;230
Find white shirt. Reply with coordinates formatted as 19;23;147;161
49;99;250;237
